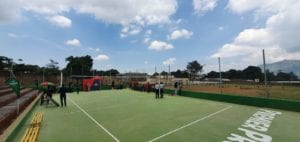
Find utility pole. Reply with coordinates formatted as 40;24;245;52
110;69;112;83
60;71;63;87
43;68;45;82
218;57;222;94
168;65;170;86
262;49;269;98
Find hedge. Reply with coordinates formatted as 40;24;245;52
164;89;300;112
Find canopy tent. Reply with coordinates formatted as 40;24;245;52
82;76;103;91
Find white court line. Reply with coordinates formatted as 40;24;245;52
148;105;233;142
69;97;120;142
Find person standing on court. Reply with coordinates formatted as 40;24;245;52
59;84;67;107
46;86;53;105
178;82;182;95
146;82;150;93
160;82;164;98
174;81;178;95
111;80;115;90
155;82;159;99
76;83;80;94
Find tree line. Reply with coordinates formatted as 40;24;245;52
0;55;119;77
0;55;298;81
205;66;298;81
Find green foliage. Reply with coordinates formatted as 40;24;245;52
186;60;203;80
46;59;59;69
152;72;159;76
0;56;13;72
206;71;219;78
171;69;189;78
276;72;298;81
166;89;300;112
95;69;119;76
242;66;263;80
206;66;298;81
13;64;40;75
64;55;93;75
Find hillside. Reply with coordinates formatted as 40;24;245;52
259;60;300;77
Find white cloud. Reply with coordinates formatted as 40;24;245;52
8;33;18;38
168;29;193;40
148;40;173;51
0;0;22;23
88;47;100;52
1;0;177;35
218;26;224;31
47;15;71;28
144;38;151;44
226;0;285;15
193;0;218;14
163;58;176;65
145;30;152;36
65;38;81;46
120;24;142;38
212;0;300;69
144;61;149;65
143;30;152;43
72;0;177;25
175;19;182;24
94;54;109;61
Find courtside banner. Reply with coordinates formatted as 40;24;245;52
5;79;20;97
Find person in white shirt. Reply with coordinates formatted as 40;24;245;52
155;82;160;99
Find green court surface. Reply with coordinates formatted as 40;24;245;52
9;89;300;142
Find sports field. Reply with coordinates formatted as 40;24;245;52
9;89;300;142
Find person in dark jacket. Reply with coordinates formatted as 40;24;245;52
154;82;159;99
174;82;178;95
59;84;67;107
46;86;54;105
111;80;115;90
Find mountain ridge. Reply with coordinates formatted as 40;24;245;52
259;60;300;77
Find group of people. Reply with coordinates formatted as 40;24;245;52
40;84;67;107
153;81;182;99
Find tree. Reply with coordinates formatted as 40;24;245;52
289;72;298;81
242;66;263;80
226;69;238;79
266;70;276;82
276;72;290;81
45;59;60;76
106;69;119;76
161;71;168;76
186;60;203;80
152;72;159;76
46;59;59;69
275;71;298;81
206;71;219;78
171;69;189;78
64;55;93;75
0;56;13;72
94;69;119;76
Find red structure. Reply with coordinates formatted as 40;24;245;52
82;76;103;91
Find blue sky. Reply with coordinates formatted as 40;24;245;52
1;0;300;74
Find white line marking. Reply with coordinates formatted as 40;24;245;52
69;97;120;142
148;105;233;142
